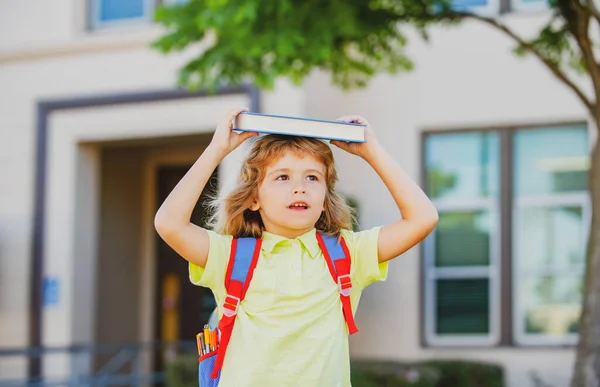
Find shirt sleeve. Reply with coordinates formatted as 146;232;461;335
188;230;233;301
341;226;389;290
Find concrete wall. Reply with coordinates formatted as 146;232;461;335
0;0;591;385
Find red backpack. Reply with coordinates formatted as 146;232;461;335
198;233;358;383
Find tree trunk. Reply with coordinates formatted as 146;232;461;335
571;116;600;387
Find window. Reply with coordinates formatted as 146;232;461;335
424;132;501;346
512;126;589;345
449;0;550;15
451;0;501;16
423;124;590;347
89;0;187;29
510;0;549;13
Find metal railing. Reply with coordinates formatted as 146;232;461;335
0;341;197;387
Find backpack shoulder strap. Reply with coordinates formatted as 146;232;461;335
212;237;262;378
223;238;262;313
316;233;358;335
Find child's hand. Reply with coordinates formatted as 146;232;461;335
330;115;379;159
209;107;258;156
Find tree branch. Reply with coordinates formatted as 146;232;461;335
581;0;600;25
450;11;595;112
570;2;600;101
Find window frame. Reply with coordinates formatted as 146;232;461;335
424;197;502;346
512;189;591;346
422;129;503;347
421;122;590;348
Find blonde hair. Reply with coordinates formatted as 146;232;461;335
207;135;354;238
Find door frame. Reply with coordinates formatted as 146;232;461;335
30;86;259;378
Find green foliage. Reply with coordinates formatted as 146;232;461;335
152;0;461;91
351;360;505;387
512;17;586;75
427;166;457;199
164;353;198;387
163;356;504;387
152;0;592;92
351;361;439;386
344;195;360;231
421;360;504;387
509;0;588;76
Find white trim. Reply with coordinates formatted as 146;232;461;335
42;92;249;379
432;197;495;211
515;192;589;207
515;332;578;347
428;266;495;279
517;265;586;277
426;334;500;347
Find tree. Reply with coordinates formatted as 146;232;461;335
151;1;600;385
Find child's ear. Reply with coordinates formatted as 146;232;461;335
250;199;260;211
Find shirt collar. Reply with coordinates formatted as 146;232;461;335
261;228;321;258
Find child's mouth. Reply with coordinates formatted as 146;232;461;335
288;202;309;210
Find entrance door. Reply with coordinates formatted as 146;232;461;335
154;165;218;366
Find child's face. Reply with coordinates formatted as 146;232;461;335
251;152;327;238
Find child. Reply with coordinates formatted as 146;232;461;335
154;107;438;386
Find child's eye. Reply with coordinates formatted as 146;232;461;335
276;174;289;181
307;175;318;181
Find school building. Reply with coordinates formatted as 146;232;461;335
0;0;592;386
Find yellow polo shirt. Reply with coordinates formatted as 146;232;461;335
189;227;388;387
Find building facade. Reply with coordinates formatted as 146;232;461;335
0;0;592;386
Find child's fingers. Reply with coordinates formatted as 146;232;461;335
228;106;249;119
336;115;367;125
238;131;258;142
219;107;249;130
330;140;349;151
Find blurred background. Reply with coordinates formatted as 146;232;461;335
0;0;593;386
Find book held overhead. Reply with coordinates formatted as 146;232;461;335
233;112;366;142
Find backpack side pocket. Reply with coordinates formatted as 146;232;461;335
198;350;220;387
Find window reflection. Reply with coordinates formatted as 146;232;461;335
426;132;499;201
514;126;589;196
524;276;582;335
517;206;585;270
436;211;491;267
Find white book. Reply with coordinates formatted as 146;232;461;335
233;112;366;142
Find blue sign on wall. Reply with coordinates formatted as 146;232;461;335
43;277;59;307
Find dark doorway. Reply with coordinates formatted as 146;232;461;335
154;165;218;371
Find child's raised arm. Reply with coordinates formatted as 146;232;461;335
332;116;439;263
154;107;257;268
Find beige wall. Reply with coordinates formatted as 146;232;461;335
0;0;591;385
